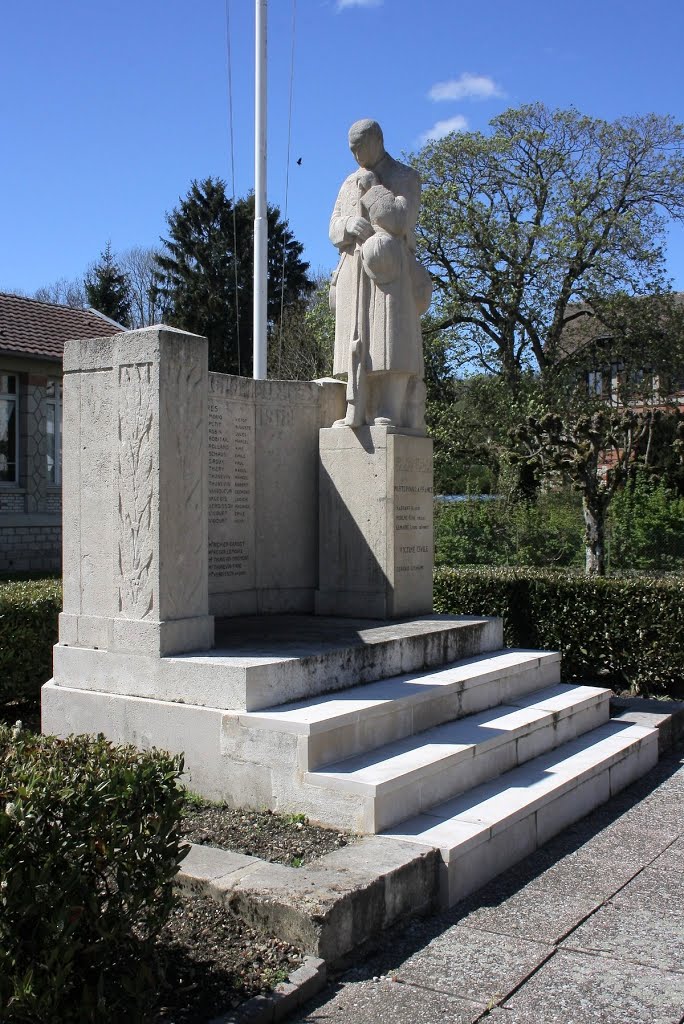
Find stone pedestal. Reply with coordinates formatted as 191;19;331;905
316;426;433;618
58;326;214;657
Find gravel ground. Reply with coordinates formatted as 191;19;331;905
180;800;357;866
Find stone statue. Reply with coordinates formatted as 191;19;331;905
329;119;432;430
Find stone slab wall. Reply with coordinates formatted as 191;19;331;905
317;427;434;618
57;326;346;652
207;374;345;615
58;326;214;656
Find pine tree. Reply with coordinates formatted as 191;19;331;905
152;178;312;375
84;242;131;326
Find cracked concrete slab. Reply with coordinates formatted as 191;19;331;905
291;977;486;1023
390;926;552;1004
562;902;684;973
500;948;684;1023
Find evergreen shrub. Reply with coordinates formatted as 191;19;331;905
0;579;61;706
434;491;584;569
0;726;187;1023
609;473;684;571
434;566;684;698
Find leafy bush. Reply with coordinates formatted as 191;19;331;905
0;727;187;1023
434;491;584;569
609;473;684;571
0;579;62;706
434;565;684;698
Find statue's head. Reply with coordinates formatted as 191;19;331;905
348;119;385;170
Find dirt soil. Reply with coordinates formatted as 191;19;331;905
152;889;303;1023
180;801;357;866
154;804;357;1021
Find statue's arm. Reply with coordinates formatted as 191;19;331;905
330;179;373;250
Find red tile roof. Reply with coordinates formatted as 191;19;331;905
0;292;123;362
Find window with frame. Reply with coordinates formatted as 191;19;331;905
46;378;62;485
0;374;18;483
587;370;603;397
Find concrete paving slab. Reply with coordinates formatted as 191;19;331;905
555;805;681;873
455;876;604;945
291;977;485;1023
501;948;684;1023
391;926;552;1003
562;902;684;973
607;854;684;914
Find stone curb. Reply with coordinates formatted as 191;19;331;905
208;956;327;1024
177;836;439;964
610;695;684;753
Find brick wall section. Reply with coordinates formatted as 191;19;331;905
0;524;61;572
45;491;62;514
0;491;25;513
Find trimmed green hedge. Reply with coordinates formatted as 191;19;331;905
0;726;187;1023
434;566;684;698
0;579;61;706
2;571;683;702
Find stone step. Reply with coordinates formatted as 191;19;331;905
245;649;561;770
303;683;611;832
383;720;659;907
53;613;504;711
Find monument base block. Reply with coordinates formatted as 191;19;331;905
316;426;433;619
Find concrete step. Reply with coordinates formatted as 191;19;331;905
304;683;611;832
245;648;561;770
383;720;659;907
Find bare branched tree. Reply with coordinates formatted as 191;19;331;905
33;277;86;308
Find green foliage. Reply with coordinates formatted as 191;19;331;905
153;178;312;376
0;579;61;706
510;407;664;573
412;103;684;386
269;274;334;380
610;472;684;570
434;566;684;698
428;371;543;497
435;492;584;569
0;727;187;1022
84;241;131;327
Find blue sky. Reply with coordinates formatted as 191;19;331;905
2;0;684;295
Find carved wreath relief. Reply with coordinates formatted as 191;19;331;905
161;354;204;619
117;363;155;617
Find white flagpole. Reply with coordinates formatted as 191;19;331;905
253;0;268;379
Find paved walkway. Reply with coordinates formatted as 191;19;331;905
292;741;684;1024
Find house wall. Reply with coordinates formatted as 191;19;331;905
0;358;62;573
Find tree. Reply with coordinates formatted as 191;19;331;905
34;277;86;308
511;407;667;574
268;273;334;380
84;242;131;326
153;178;312;375
119;245;168;328
413;104;684;390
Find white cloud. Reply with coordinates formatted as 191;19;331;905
336;0;382;9
419;115;468;145
428;73;503;102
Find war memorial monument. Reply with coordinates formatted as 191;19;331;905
42;120;658;907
